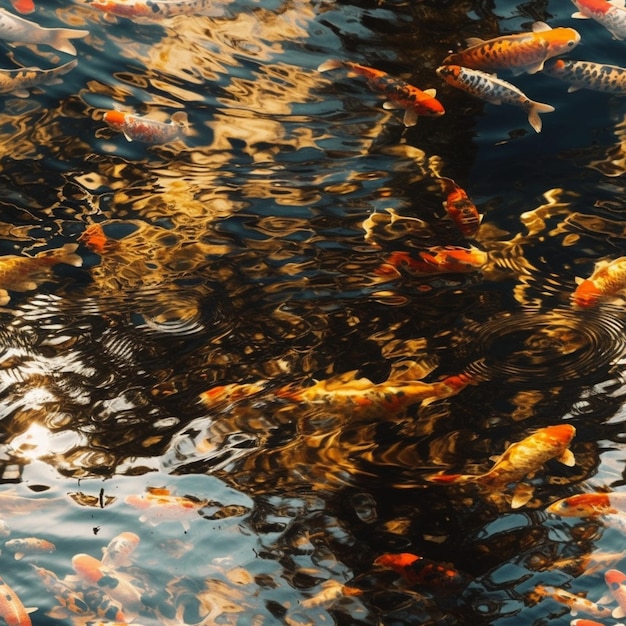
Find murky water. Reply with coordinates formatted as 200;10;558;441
0;0;625;624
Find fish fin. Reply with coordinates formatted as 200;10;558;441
524;61;545;75
45;28;89;56
527;101;555;133
511;484;534;509
557;448;576;467
424;88;437;97
25;607;37;614
46;607;70;619
14;89;30;98
614;607;626;619
122;131;134;142
182;520;190;532
567;86;581;92
574;277;584;285
465;37;485;47
14;552;24;560
571;11;590;18
403;108;418;127
609;0;625;7
427;472;465;484
532;21;552;32
382;100;402;110
171;111;189;127
56;243;83;267
317;59;344;73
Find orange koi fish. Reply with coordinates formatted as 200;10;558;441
572;0;626;40
377;245;488;276
31;566;90;616
531;584;612;618
103;110;188;144
374;553;468;591
79;224;117;255
0;576;36;626
605;569;626;618
318;59;445;127
5;538;55;560
570;620;611;626
0;243;82;304
442;21;581;75
9;0;34;14
429;424;577;509
543;58;626;94
437;177;482;238
90;0;215;20
546;491;626;517
437;64;555;133
125;487;208;532
572;257;626;307
0;9;88;55
101;532;140;569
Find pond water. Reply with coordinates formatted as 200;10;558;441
0;0;625;624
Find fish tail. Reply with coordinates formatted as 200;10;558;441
55;243;83;267
43;27;89;56
317;59;344;73
526;100;555;133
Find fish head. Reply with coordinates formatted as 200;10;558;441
72;553;104;583
542;424;576;447
541;27;581;56
436;65;461;85
546;492;613;516
572;278;602;307
573;0;612;15
103;110;128;130
605;568;626;589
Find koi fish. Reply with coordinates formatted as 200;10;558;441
300;580;363;609
0;490;62;516
543;58;626;94
9;0;35;14
572;257;626;307
531;584;613;618
0;60;77;97
377;245;488;276
547;491;626;516
0;9;88;55
374;553;469;591
530;551;624;577
89;0;215;20
429;424;577;509
570;620;614;626
79;224;117;255
0;576;36;626
436;64;555;133
442;22;581;75
5;538;55;560
572;0;626;40
103;110;189;144
101;532;140;569
0;243;82;305
437;177;482;238
31;566;90;615
125;487;209;532
606;569;626;618
318;59;444;127
199;381;267;407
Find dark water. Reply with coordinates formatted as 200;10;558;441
0;0;625;624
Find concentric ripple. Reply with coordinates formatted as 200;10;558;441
460;305;626;384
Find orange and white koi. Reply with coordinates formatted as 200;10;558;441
9;0;35;14
0;576;36;626
0;9;88;55
103;110;189;144
429;424;577;508
531;584;612;618
377;245;488;277
437;64;555;133
101;532;140;569
31;566;90;615
318;59;445;127
543;58;626;94
547;491;626;516
125;487;208;532
572;0;626;40
0;60;78;98
572;257;626;307
89;0;215;20
437;177;482;238
5;538;55;560
374;553;469;591
606;568;626;618
442;21;581;75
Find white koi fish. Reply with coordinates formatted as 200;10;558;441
101;532;139;569
572;0;626;40
543;58;626;94
532;584;613;618
0;60;77;98
0;9;88;55
103;109;188;143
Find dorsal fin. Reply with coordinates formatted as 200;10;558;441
532;21;552;32
424;88;437;97
465;37;486;47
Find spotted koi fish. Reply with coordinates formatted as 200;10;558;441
0;60;77;98
543;58;626;94
31;566;90;616
547;491;626;516
0;9;88;55
377;245;488;277
318;59;445;127
101;532;140;569
89;0;215;20
442;21;581;75
531;584;612;618
572;0;626;40
9;0;34;14
103;110;188;144
0;576;36;626
429;424;576;509
374;553;469;591
606;569;626;618
5;538;55;560
572;256;626;307
437;177;482;238
437;64;555;133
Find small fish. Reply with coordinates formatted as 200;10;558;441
436;64;555;133
530;551;624;577
79;224;117;255
0;9;88;55
572;257;626;307
89;0;215;20
0;576;36;626
0;59;77;98
300;580;363;609
318;58;445;126
101;532;140;569
572;0;626;40
374;553;469;591
31;566;90;615
543;58;626;94
547;491;626;516
5;538;55;560
0;490;62;516
442;21;581;75
125;487;208;532
438;177;482;238
532;584;613;618
606;569;626;618
0;243;82;305
103;110;188;144
377;245;488;276
429;424;576;508
9;0;35;14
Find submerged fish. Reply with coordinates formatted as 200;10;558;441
436;64;555;133
543;58;626;94
0;490;62;516
442;21;581;75
547;491;626;516
89;0;215;20
572;0;626;40
31;566;90;616
79;224;117;255
0;60;77;98
374;553;469;591
0;576;36;626
101;532;140;569
318;58;445;127
5;538;55;560
605;569;626;618
572;256;626;307
9;0;35;14
377;245;488;276
0;9;88;55
531;584;612;618
429;424;577;508
438;177;482;238
103;110;189;144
